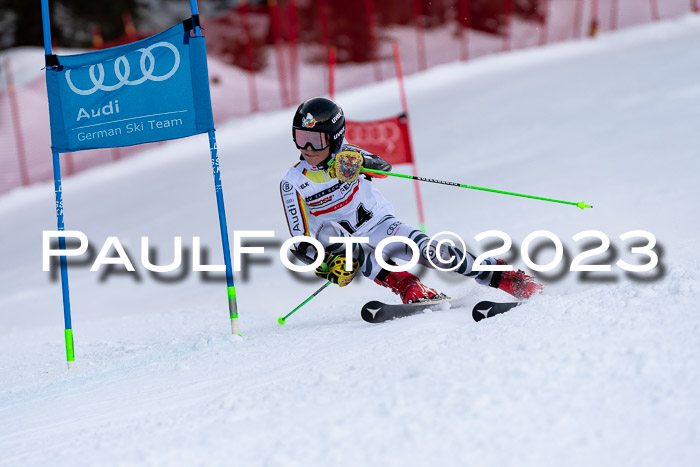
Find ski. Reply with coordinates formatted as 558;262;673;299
471;300;522;322
360;297;453;323
360;298;524;323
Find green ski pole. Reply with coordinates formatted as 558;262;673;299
362;168;593;210
278;281;332;325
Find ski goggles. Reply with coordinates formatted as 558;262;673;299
293;128;331;151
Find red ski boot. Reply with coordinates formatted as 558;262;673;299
375;271;442;304
490;259;544;299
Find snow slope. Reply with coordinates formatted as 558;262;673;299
1;15;700;467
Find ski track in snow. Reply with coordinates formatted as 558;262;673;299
1;16;700;467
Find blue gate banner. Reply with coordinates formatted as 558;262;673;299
45;22;214;152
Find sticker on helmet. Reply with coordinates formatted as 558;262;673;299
302;113;316;128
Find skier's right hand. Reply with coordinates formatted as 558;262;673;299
315;253;359;287
331;150;364;183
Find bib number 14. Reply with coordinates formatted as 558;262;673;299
338;203;374;234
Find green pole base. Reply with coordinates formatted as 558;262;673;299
65;328;75;369
278;317;286;325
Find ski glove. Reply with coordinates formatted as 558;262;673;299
330;150;364;183
315;253;360;287
362;153;392;178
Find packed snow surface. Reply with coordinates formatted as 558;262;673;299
1;16;700;467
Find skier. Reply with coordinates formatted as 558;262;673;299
280;97;543;304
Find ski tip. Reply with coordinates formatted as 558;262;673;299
361;300;385;324
277;317;286;325
472;300;522;322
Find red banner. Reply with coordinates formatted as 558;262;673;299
345;115;414;166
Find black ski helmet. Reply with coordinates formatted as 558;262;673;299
292;97;345;156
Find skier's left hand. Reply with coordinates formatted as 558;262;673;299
315;253;360;287
331;150;364;183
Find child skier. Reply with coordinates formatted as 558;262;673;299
280;97;543;304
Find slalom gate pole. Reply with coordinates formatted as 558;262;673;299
53;150;75;368
189;0;239;335
188;0;202;35
208;131;239;335
43;0;75;369
361;168;593;210
328;46;336;100
278;281;332;325
392;41;427;232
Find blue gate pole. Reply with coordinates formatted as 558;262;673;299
208;131;239;335
189;0;202;35
53;151;75;367
41;0;52;53
42;0;75;368
188;0;239;334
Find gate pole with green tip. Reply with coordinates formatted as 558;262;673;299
278;281;332;325
190;0;239;336
361;168;593;210
206;130;239;335
43;0;75;369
